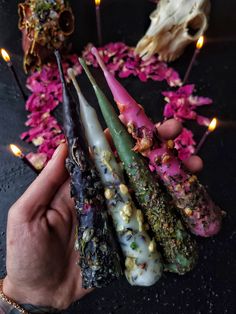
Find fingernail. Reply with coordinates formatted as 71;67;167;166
52;144;64;160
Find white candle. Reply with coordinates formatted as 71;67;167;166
68;68;163;286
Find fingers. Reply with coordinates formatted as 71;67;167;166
50;179;76;223
183;155;203;173
156;120;203;173
50;179;74;211
156;119;183;140
12;143;69;220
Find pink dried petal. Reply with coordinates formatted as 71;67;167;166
163;104;174;118
189;95;213;106
178;84;195;96
26;152;47;170
138;71;148;82
119;68;134;78
174;128;196;160
197;115;211;126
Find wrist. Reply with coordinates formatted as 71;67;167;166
2;277;64;312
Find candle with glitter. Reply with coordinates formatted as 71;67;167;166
183;36;204;85
1;49;27;101
95;0;102;46
195;118;218;154
10;144;40;174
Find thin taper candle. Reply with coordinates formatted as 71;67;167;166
182;36;204;85
95;0;102;46
195;117;218;154
1;49;27;101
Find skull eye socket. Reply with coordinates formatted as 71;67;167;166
59;10;75;35
187;14;205;38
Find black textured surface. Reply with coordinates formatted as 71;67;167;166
0;0;236;313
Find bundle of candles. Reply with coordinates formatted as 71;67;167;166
52;48;223;289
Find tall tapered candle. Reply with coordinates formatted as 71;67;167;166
195;117;217;154
95;0;102;46
79;57;198;275
10;144;39;174
54;51;122;288
91;46;222;238
68;68;163;286
182;36;204;85
1;49;27;101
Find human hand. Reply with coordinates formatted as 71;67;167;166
2;119;202;311
3;143;90;310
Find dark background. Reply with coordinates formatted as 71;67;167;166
0;0;236;313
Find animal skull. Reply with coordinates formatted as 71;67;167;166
135;0;211;62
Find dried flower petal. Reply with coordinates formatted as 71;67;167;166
21;43;214;168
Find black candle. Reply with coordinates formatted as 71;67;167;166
195;117;218;154
182;36;204;85
1;49;27;101
95;0;102;46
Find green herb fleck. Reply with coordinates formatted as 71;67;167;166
130;242;138;250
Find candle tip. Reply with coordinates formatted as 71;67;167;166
67;67;75;79
79;58;97;87
91;47;107;72
208;117;217;132
1;48;10;62
91;47;98;55
10;144;22;157
54;50;66;86
68;67;82;95
196;36;204;49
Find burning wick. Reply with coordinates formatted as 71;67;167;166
95;0;102;46
0;49;27;101
195;117;217;154
10;144;40;174
183;36;204;85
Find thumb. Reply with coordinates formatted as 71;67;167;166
12;143;69;220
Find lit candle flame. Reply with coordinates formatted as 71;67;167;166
95;0;101;6
196;36;204;49
0;48;11;62
10;144;23;158
208;118;217;132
